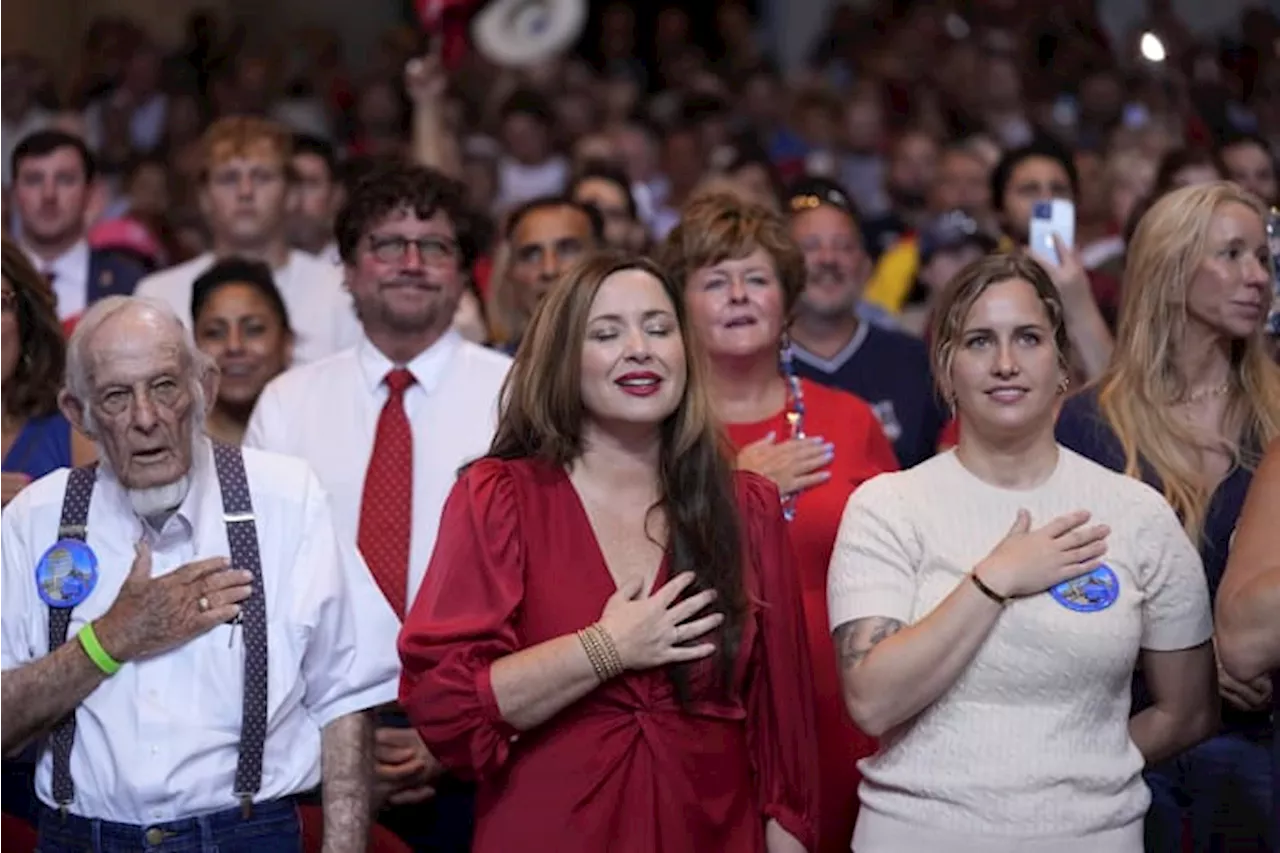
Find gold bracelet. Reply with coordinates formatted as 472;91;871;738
577;627;609;682
578;624;625;682
590;624;625;679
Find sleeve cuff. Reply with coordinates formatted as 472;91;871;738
1142;616;1214;652
828;595;914;634
309;679;400;730
476;663;520;739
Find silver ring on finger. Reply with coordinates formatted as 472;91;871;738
198;596;211;613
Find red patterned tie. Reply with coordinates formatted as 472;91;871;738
358;368;416;617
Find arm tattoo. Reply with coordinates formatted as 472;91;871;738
834;617;904;672
320;709;375;853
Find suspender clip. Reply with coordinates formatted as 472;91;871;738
239;793;254;820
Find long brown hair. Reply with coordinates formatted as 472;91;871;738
1098;181;1280;541
489;251;747;694
2;237;66;419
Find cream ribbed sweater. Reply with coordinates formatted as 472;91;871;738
827;448;1213;853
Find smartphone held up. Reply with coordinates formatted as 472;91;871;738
1029;199;1076;267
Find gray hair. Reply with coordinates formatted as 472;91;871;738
65;295;218;434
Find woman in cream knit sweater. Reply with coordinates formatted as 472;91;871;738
827;253;1218;853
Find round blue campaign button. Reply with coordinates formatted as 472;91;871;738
35;540;99;609
1049;565;1120;613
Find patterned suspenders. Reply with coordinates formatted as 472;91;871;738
45;442;269;816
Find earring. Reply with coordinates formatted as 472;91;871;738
1058;377;1070;395
778;332;796;376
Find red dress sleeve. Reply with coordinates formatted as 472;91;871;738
740;472;822;852
398;458;523;778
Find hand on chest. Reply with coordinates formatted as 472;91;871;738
913;508;1146;664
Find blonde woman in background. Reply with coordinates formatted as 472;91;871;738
1056;181;1280;853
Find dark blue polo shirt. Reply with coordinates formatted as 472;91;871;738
1056;387;1269;738
791;323;946;469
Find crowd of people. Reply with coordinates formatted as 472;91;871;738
2;0;1280;851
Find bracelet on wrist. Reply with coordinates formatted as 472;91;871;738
78;622;122;676
577;623;625;682
970;571;1010;606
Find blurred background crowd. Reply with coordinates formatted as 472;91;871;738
2;0;1278;337
3;0;1280;851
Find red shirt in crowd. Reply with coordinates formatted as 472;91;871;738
724;378;898;853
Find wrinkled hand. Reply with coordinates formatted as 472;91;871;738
977;509;1110;599
1215;644;1273;711
736;433;833;497
374;726;442;808
598;572;723;671
1028;234;1093;306
1;472;31;507
404;53;448;106
94;543;253;662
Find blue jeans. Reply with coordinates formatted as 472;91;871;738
1145;732;1275;853
36;798;301;853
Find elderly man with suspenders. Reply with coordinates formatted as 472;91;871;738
0;295;399;853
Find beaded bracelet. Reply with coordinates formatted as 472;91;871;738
577;623;625;682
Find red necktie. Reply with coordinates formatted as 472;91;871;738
358;368;416;617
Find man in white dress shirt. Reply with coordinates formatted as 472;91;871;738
0;296;398;852
135;117;359;364
246;162;510;851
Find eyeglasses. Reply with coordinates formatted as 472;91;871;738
367;235;459;266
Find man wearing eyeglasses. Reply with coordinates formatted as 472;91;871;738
245;163;511;853
135;117;360;364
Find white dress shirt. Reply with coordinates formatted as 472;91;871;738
25;239;90;321
245;331;511;604
135;250;361;365
0;440;400;824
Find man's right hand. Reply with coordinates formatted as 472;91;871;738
94;543;254;662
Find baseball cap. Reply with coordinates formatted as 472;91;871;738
918;210;998;264
787;176;860;221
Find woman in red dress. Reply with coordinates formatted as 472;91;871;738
658;193;899;853
399;253;820;853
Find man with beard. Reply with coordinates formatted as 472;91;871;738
1;295;395;851
785;178;946;468
11;131;145;332
245;163;510;853
858;128;939;261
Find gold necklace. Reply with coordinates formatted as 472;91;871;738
1177;383;1231;404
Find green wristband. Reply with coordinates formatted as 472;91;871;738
78;623;122;676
